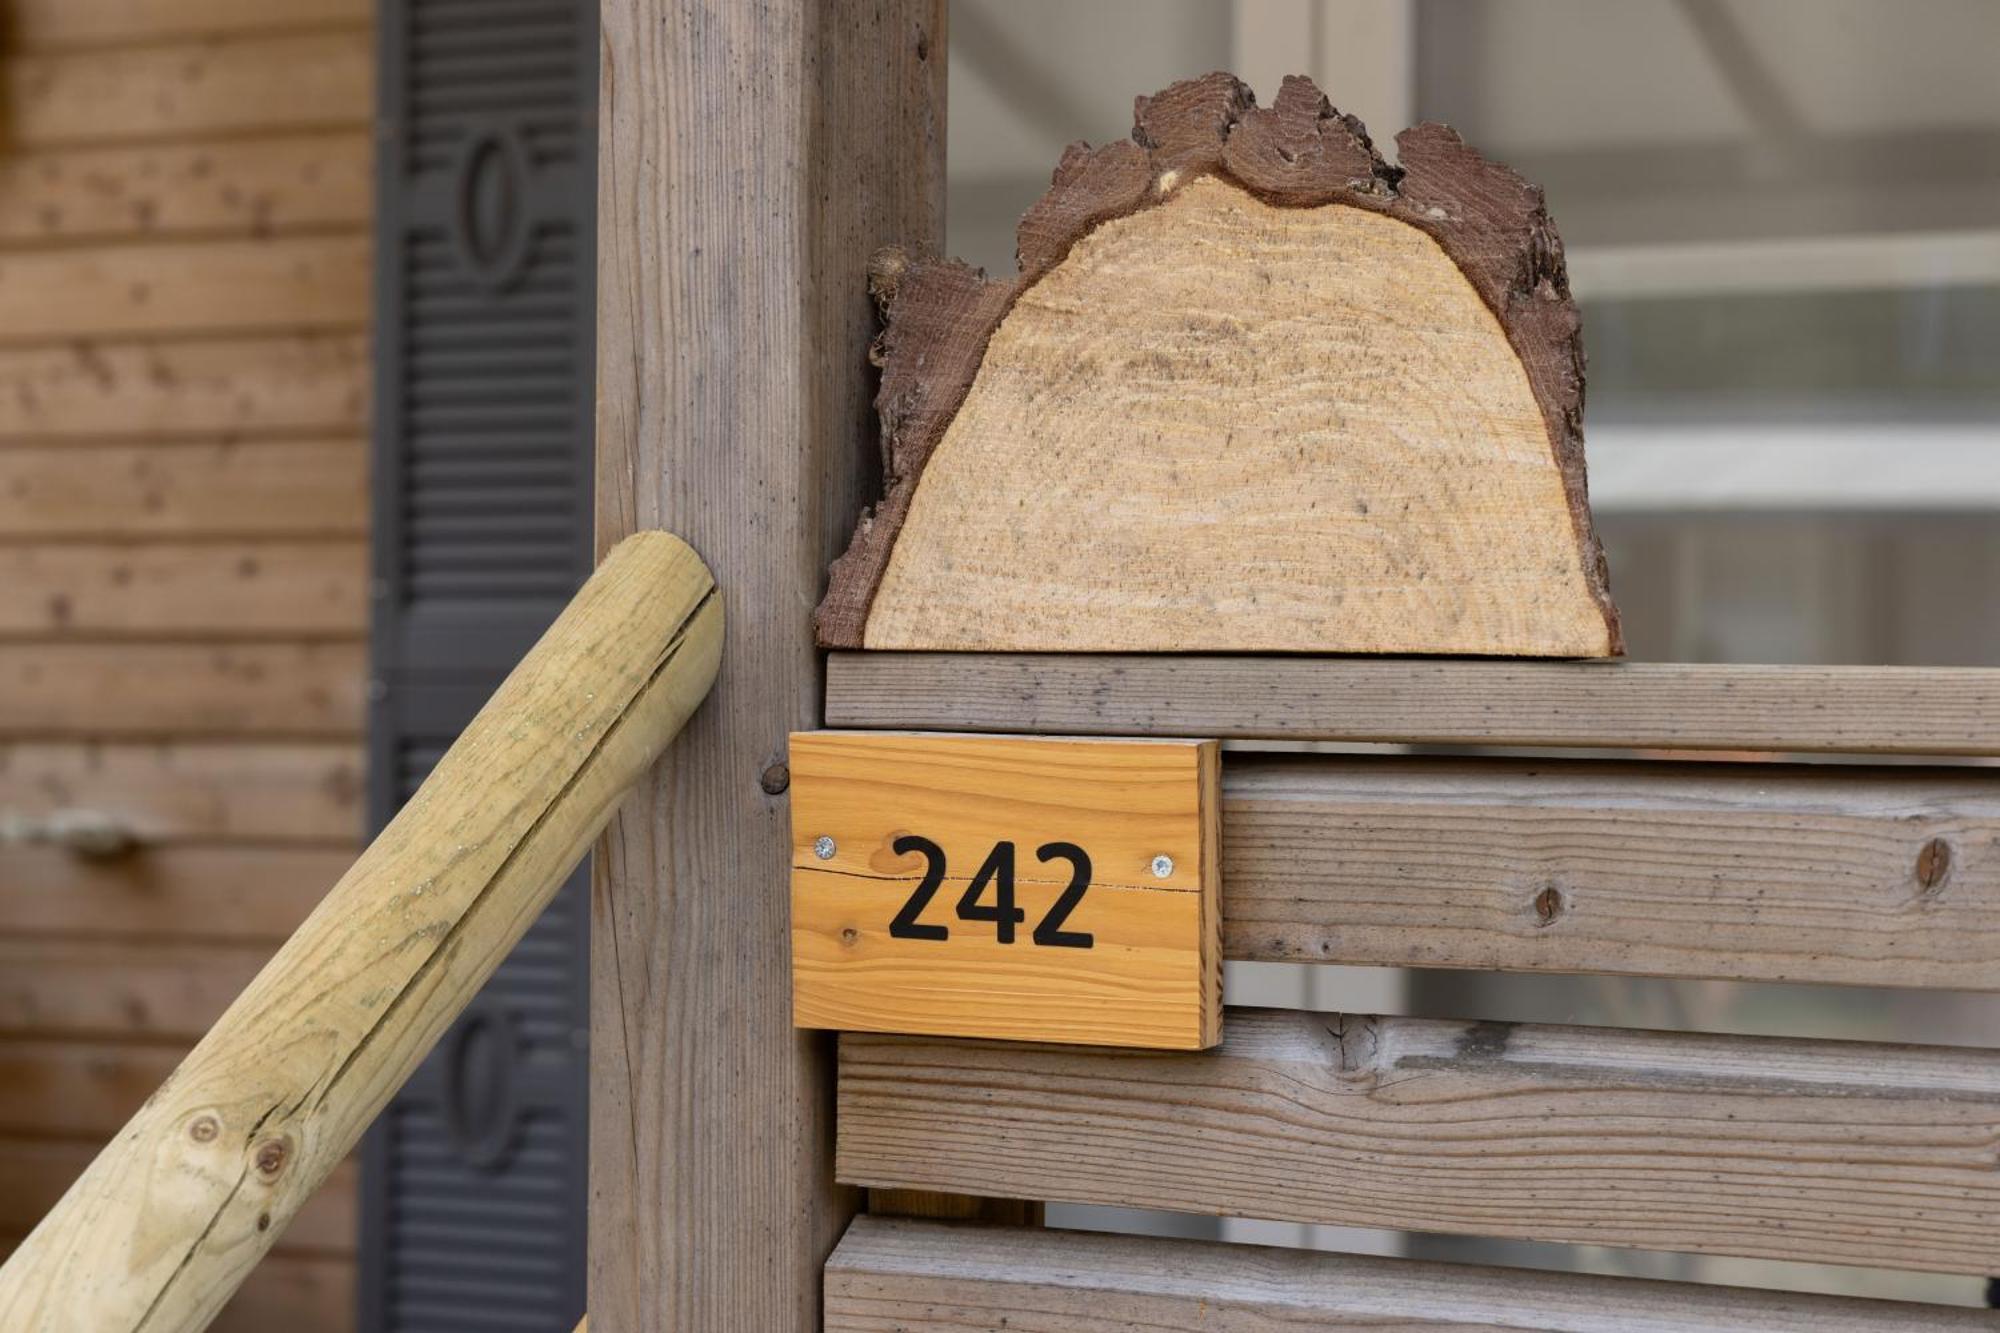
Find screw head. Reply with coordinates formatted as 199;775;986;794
1150;854;1175;879
813;835;837;861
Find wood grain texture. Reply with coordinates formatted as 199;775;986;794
2;32;373;148
790;732;1220;1049
0;941;265;1041
591;2;946;1330
0;542;366;637
0;335;369;441
818;71;1619;657
0;235;370;343
1223;755;2000;988
0;845;347;942
0;742;362;844
838;1008;2000;1274
825;1216;1995;1331
5;0;369;50
0;532;721;1333
0;1141;356;1255
0;642;365;738
0;440;366;540
0;134;371;246
826;653;2000;755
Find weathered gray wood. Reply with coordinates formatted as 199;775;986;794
838;1008;2000;1274
1224;755;2000;988
826;1217;1993;1331
825;654;2000;755
590;1;946;1329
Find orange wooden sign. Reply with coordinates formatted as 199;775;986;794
789;731;1221;1050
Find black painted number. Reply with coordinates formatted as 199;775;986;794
887;834;949;940
886;837;1095;948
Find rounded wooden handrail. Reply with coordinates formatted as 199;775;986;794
0;531;723;1333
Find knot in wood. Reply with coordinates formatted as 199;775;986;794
759;762;791;796
188;1114;220;1144
253;1136;292;1178
1533;884;1564;927
1916;838;1952;894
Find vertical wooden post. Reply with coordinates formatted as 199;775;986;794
592;2;946;1329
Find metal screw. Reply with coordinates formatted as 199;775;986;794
1150;854;1174;879
813;835;837;861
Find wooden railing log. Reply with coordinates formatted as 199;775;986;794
0;531;721;1333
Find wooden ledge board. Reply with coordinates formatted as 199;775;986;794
838;1007;2000;1274
827;1217;1995;1331
825;653;2000;756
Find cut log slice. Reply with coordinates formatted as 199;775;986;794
817;73;1622;657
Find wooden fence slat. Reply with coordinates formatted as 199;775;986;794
1223;755;2000;989
0;845;346;942
5;0;369;51
0;1142;356;1255
0;440;366;541
0;941;266;1040
838;1008;2000;1274
3;33;373;148
0;235;370;343
0;542;366;638
0;642;365;739
0;1041;180;1138
0;742;362;843
826;1217;1992;1331
0;134;372;247
0;335;369;441
825;653;2000;756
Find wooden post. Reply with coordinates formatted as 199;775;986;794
592;1;946;1327
0;532;722;1333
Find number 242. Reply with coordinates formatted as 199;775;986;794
888;836;1093;949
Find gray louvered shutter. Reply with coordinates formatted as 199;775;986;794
360;1;597;1328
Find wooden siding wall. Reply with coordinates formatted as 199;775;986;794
0;2;372;1328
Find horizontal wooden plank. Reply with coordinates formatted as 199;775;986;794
827;1217;1993;1331
0;642;365;738
838;1008;2000;1274
0;133;371;247
1224;755;2000;989
0;234;370;343
0;1140;355;1255
825;653;2000;756
0;541;367;637
0;845;346;942
0;334;369;441
0;742;362;843
5;0;368;50
0;439;366;540
3;31;373;148
0;940;267;1040
0;1040;177;1137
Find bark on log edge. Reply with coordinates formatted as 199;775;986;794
815;72;1622;655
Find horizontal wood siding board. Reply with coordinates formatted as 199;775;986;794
0;335;369;441
3;31;373;148
0;642;365;738
0;741;362;842
0;845;346;943
1222;754;2000;988
0;541;366;637
0;234;370;343
0;439;366;540
824;653;2000;756
5;0;370;50
0;133;371;248
826;1217;1995;1331
838;1008;2000;1274
0;1040;179;1137
0;1140;355;1255
0;940;266;1040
